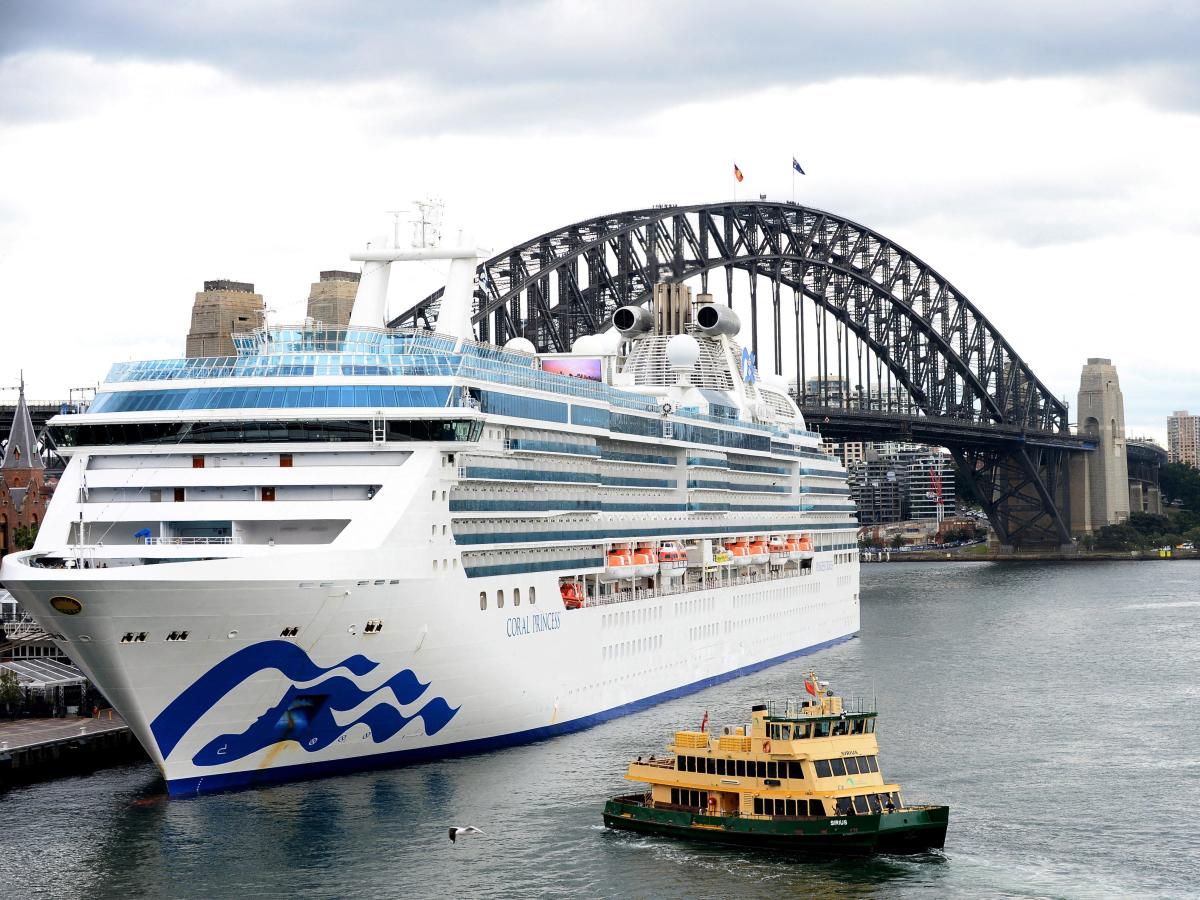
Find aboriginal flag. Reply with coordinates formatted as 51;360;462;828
734;164;744;182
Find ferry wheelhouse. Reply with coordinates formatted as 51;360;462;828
0;237;860;795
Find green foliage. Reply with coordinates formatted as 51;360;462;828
939;526;987;544
12;523;38;551
1093;524;1144;551
0;668;22;707
1161;463;1200;510
889;535;905;549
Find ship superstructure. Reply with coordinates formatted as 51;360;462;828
0;237;859;795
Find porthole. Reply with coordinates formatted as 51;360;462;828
497;590;505;609
513;588;521;607
479;592;487;610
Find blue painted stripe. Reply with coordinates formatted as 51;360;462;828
453;521;860;545
164;630;858;796
463;556;603;577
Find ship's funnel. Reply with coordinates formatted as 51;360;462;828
613;305;653;337
695;303;741;337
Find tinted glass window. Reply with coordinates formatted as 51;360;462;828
736;760;746;777
844;757;860;775
853;795;869;814
756;761;766;778
809;799;825;816
868;794;882;813
766;762;777;779
830;758;846;777
716;759;726;776
814;759;832;778
671;788;679;804
707;758;716;775
867;756;879;773
785;799;796;816
753;798;763;815
789;761;804;779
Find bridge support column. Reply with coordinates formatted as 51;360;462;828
1069;358;1130;535
949;445;1074;550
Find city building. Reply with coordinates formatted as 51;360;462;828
1167;410;1200;468
306;270;360;326
846;444;956;525
185;280;265;358
0;377;48;560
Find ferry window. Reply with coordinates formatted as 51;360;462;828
836;797;853;815
706;758;715;775
844;757;860;775
785;799;796;816
529;586;536;605
830;758;846;777
753;798;763;815
853;795;869;814
868;794;882;814
671;788;680;805
814;759;832;778
766;762;777;779
794;723;810;739
788;761;804;779
867;719;876;733
755;761;766;779
866;756;879;773
809;799;826;816
736;760;746;777
513;588;521;606
699;792;707;810
479;592;487;610
676;756;683;771
716;759;726;776
781;725;791;740
814;721;830;738
497;590;504;608
890;792;901;809
686;756;696;773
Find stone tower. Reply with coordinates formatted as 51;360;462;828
306;270;359;327
0;376;47;558
1069;358;1130;534
185;280;265;358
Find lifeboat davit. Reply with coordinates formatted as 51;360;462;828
658;541;688;579
560;581;585;610
747;539;770;566
600;549;633;582
796;533;815;560
632;546;659;579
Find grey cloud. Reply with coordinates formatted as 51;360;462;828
3;0;1200;128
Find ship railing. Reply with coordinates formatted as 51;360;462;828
143;536;241;545
763;697;877;717
581;558;819;609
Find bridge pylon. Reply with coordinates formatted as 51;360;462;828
1069;358;1130;534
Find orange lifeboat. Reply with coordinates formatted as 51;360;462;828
632;545;659;578
796;533;815;560
724;540;752;568
747;539;770;565
560;581;585;610
658;541;688;579
601;549;633;582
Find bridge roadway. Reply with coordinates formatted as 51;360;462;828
799;406;1096;452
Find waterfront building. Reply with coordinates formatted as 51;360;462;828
1167;410;1199;468
306;270;360;326
847;444;955;525
0;378;47;561
185;280;265;358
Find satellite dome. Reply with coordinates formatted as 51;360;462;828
666;333;700;369
572;335;599;354
503;337;537;354
594;329;624;356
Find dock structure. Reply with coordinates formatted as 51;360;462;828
0;713;143;787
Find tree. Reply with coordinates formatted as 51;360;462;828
0;668;22;718
1161;463;1200;510
12;523;38;551
889;535;905;549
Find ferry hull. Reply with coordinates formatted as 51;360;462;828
603;797;949;856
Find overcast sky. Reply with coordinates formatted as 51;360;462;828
1;1;1197;442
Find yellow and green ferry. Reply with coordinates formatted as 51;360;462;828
603;673;948;855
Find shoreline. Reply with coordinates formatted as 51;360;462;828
861;549;1200;563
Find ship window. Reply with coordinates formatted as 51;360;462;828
735;760;746;777
795;722;810;739
529;586;536;604
866;755;879;773
844;757;860;775
780;725;791;740
174;487;185;502
699;791;707;810
670;788;679;804
808;799;825;816
479;592;487;610
830;758;846;777
867;719;876;733
280;453;293;467
676;756;684;771
716;759;726;776
766;762;777;779
836;797;853;815
891;791;901;809
192;455;205;468
497;590;504;608
853;795;869;814
788;761;804;779
814;759;832;778
868;794;882;814
755;761;766;778
785;799;796;816
513;588;520;606
753;798;763;815
814;721;830;738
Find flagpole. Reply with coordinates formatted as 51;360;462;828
792;153;795;203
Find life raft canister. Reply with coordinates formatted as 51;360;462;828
762;739;772;753
707;796;717;810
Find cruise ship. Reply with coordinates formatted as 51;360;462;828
0;238;860;795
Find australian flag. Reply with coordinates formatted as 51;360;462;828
793;157;806;175
741;346;758;385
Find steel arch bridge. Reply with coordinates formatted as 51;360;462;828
390;201;1090;548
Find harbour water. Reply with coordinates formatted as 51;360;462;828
2;561;1196;899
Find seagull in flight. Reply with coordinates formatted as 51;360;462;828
448;826;486;843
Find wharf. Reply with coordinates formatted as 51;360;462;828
0;712;146;788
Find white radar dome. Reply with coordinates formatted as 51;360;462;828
571;335;600;354
503;337;537;354
594;329;624;356
666;333;701;369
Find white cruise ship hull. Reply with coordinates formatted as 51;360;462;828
4;556;857;794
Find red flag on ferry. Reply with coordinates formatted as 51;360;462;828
804;679;818;696
700;710;709;732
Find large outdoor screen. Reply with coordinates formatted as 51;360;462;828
540;357;602;382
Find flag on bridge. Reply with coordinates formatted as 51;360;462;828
734;163;744;182
793;157;806;175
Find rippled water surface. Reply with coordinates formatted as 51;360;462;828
3;561;1197;899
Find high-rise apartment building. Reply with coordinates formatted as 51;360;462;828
185;280;265;358
306;270;360;327
1167;410;1200;468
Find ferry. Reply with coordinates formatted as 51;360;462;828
603;673;948;854
0;235;860;795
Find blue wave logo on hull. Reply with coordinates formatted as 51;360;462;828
149;641;459;767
